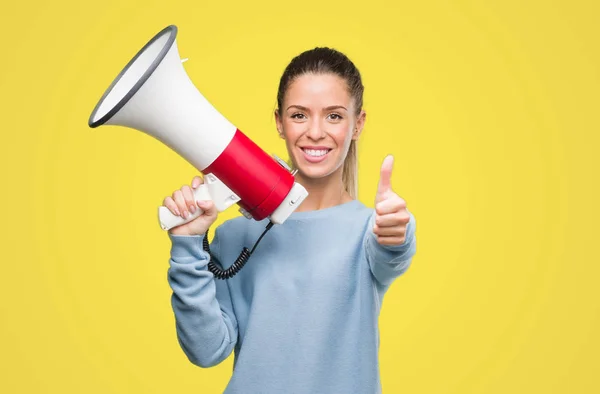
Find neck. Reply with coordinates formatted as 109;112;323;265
293;167;353;212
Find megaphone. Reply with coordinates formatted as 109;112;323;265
88;25;308;232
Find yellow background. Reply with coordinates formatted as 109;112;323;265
1;0;598;392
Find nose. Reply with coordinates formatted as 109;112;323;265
306;118;326;141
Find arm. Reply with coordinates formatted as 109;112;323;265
167;226;238;367
364;209;417;287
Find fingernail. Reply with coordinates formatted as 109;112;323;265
174;208;180;216
183;210;189;219
190;205;196;213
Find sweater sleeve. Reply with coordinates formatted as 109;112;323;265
363;209;417;287
166;226;238;368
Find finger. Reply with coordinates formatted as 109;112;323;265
181;185;197;213
377;155;394;196
373;224;406;237
375;195;406;215
172;190;189;218
375;211;410;227
196;200;216;217
376;235;406;246
191;176;203;189
163;196;181;216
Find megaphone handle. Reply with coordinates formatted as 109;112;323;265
158;184;212;231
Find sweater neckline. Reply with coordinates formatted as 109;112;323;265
284;199;363;221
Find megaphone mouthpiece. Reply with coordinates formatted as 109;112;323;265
89;25;178;128
88;24;308;231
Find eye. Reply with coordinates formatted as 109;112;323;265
291;113;306;119
327;113;343;121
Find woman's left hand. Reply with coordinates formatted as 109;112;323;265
373;155;411;246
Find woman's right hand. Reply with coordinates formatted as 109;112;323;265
164;175;218;236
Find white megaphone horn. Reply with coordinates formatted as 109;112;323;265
88;25;308;231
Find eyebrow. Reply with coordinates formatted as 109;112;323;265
286;105;348;112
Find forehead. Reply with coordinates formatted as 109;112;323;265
284;73;352;105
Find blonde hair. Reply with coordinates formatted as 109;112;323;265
343;140;358;199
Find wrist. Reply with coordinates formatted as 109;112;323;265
168;228;206;237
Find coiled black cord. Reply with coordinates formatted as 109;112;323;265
203;222;275;280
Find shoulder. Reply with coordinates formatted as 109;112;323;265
217;215;249;231
214;215;269;240
336;199;374;224
216;215;252;233
353;199;375;216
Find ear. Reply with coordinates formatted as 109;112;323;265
352;109;366;140
274;109;285;139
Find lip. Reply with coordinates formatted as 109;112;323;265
301;146;332;150
300;147;331;163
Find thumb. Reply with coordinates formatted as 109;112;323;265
191;175;202;189
377;155;394;197
196;200;217;216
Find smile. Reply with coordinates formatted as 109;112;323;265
300;147;332;163
303;148;330;157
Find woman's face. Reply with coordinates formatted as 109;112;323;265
275;73;365;181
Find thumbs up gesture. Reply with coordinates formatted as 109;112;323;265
373;155;411;246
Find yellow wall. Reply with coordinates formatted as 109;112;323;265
1;0;598;392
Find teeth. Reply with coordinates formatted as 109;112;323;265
303;149;329;157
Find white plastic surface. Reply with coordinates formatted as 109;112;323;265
269;182;309;224
158;174;241;231
104;36;237;170
92;31;171;124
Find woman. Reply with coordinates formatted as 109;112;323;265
163;47;417;393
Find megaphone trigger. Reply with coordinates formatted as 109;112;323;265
203;174;241;211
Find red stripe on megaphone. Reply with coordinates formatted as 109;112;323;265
204;129;295;221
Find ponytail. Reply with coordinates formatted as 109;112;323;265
342;140;358;199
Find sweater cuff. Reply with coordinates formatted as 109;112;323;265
168;232;206;259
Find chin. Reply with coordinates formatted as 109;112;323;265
297;167;331;179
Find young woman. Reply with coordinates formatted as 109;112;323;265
163;47;417;394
